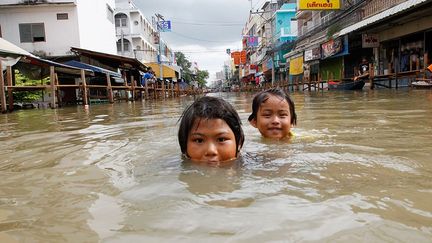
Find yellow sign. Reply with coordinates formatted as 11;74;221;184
289;56;303;76
299;0;340;10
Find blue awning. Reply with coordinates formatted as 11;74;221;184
64;60;121;77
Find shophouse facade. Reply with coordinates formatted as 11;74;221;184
285;0;432;87
0;0;117;56
239;0;297;85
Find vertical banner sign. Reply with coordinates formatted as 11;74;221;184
289;55;304;75
299;0;340;10
240;50;247;64
231;51;240;65
158;20;172;32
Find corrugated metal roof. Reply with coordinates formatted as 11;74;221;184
338;0;428;36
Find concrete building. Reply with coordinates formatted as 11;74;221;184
114;0;157;63
0;0;117;56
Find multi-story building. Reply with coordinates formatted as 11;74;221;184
239;0;297;84
286;0;432;87
0;0;117;56
114;0;157;63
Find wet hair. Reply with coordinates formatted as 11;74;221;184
178;96;244;156
248;88;297;125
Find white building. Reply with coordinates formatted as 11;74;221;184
0;0;117;57
114;0;157;63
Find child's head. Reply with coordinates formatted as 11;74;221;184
178;96;244;164
248;88;297;139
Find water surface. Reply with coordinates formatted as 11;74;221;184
1;90;431;242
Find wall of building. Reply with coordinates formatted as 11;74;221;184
76;0;117;54
0;4;80;56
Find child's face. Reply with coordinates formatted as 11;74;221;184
187;118;237;165
250;94;292;139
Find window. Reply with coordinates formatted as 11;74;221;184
57;13;68;20
116;38;130;52
115;13;128;27
19;23;45;43
106;4;114;23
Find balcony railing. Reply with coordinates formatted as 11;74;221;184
363;0;406;18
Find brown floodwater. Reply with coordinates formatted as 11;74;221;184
0;89;431;242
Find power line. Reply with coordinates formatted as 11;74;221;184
170;17;244;24
173;21;244;26
170;31;239;43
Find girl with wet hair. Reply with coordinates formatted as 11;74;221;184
178;96;244;165
248;88;297;139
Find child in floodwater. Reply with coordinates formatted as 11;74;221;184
248;88;297;140
178;96;244;165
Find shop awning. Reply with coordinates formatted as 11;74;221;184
338;0;428;36
64;60;121;77
146;63;178;79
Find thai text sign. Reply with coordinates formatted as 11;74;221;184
289;55;304;75
240;50;247;64
321;37;343;59
304;46;321;61
299;0;340;10
231;51;240;65
362;34;379;48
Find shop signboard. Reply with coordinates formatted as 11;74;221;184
240;50;247;64
231;51;240;65
289;55;304;75
299;0;340;10
321;37;343;59
362;34;379;48
157;20;171;32
304;46;321;61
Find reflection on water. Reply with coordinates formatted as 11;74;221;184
1;90;432;242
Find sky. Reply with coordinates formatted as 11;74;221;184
135;0;263;82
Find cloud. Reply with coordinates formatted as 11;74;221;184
134;0;251;81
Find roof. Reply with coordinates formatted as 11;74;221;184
0;37;33;57
64;60;121;77
338;0;428;36
70;47;147;72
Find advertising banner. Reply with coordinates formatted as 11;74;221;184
321;37;343;59
231;51;240;65
299;0;340;10
289;55;304;75
240;50;247;64
247;36;258;47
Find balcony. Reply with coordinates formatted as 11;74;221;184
296;10;312;20
363;0;406;18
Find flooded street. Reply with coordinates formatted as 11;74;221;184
1;89;432;242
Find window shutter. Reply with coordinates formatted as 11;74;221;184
19;24;32;43
32;23;45;42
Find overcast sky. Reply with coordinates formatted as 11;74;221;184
135;0;259;82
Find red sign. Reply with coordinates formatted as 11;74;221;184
231;51;240;65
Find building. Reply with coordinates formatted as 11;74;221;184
114;0;157;63
0;0;117;56
285;0;432;88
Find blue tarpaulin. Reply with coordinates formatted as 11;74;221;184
64;60;121;77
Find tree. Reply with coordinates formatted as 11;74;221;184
196;70;209;88
175;52;193;83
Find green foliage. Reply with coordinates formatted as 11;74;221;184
12;69;46;102
196;70;209;88
175;51;209;85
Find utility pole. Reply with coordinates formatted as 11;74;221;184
155;13;164;83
